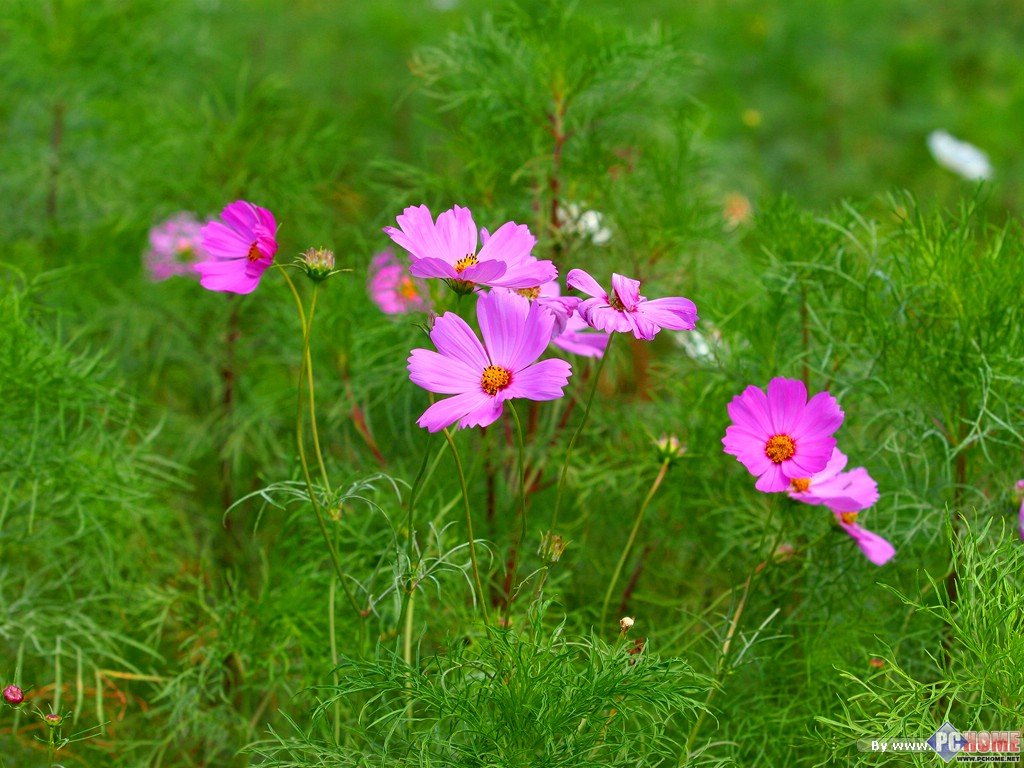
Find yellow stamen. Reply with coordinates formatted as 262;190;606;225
840;511;858;525
764;434;796;464
515;286;541;300
399;277;419;301
454;254;478;273
480;365;511;396
790;477;811;493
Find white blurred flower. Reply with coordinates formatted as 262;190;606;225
927;130;993;181
558;203;612;246
675;321;726;365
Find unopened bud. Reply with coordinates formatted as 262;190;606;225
298;247;336;282
44;712;64;727
3;685;23;706
654;434;685;465
619;616;635;632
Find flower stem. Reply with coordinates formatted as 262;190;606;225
442;427;489;625
599;457;670;630
549;333;614;535
503;403;529;622
278;266;360;619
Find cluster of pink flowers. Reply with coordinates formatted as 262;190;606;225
382;204;697;432
722;377;895;565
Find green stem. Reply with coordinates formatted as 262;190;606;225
278;266;361;619
549;333;614;534
504;404;529;622
599;458;670;630
442;427;489;625
305;285;332;493
681;498;781;765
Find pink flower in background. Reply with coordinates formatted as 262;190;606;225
408;290;572;432
565;269;697;340
144;213;208;281
722;377;844;492
368;250;430;314
384;204;556;291
787;449;879;512
1017;479;1024;541
195;201;278;294
834;511;895;566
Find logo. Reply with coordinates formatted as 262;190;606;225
928;722;964;763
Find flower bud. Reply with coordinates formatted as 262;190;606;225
654;434;685;465
619;616;635;632
298;247;336;283
44;712;64;726
3;685;23;706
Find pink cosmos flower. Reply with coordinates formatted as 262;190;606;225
368;249;431;314
143;213;208;281
407;289;572;432
195;201;278;294
565;269;698;340
495;282;609;358
384;205;556;292
553;311;610;358
787;449;879;512
1016;479;1024;541
3;685;23;706
834;511;895;566
722;377;844;492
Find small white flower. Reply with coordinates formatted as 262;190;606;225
620;616;635;631
927;130;993;181
558;203;612;246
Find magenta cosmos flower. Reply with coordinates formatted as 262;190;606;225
3;685;23;706
194;201;278;294
384;205;556;292
722;377;844;492
565;269;697;340
144;213;208;281
368;249;430;314
407;289;572;432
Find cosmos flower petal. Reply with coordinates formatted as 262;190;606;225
503;358;572;401
610;273;642;308
410;258;458;279
755;463;789;492
477;221;535;266
200;271;261;294
457;396;506;430
726;386;774;436
810;467;879;512
552;315;609;358
766;378;807;434
417;390;496;433
435;205;478;260
429;312;490;371
791;391;844;440
783;436;836;477
566;268;605;299
220;200;262;232
477;290;530;366
408;349;482;394
195;200;278;294
386;205;447;262
723;426;773;475
460;259;507;285
368;250;431;314
637;297;698;331
837;515;895;565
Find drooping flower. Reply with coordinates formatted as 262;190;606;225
368;249;431;314
833;511;895;566
194;201;278;294
787;449;879;512
143;213;208;281
566;269;697;341
927;130;993;181
384;205;556;292
407;289;572;432
722;377;844;492
3;685;23;706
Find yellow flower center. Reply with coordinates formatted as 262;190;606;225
454;254;478;274
246;242;262;262
790;477;811;493
480;365;511;396
764;434;796;464
516;286;541;300
840;511;858;525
